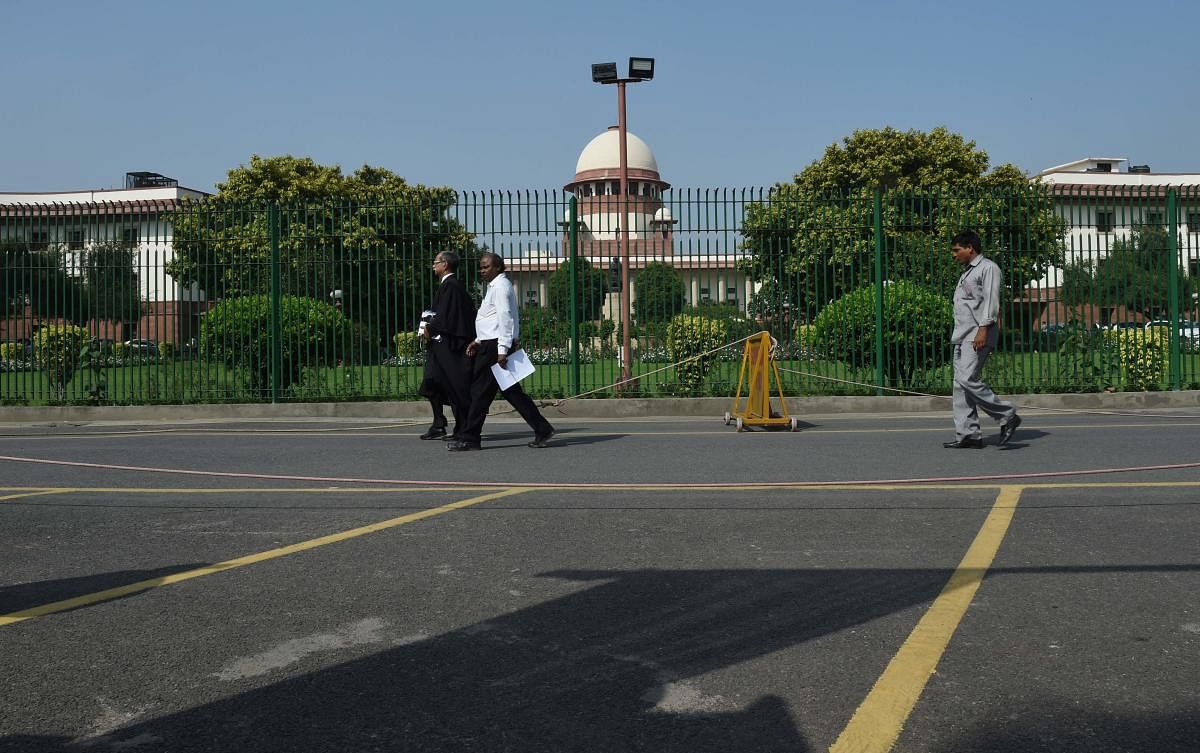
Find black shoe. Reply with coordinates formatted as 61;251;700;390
441;433;460;442
943;437;984;449
527;428;556;448
998;414;1022;446
419;427;448;440
446;440;481;452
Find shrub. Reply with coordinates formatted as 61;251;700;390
597;319;616;341
1103;327;1166;391
33;324;91;401
634;262;687;323
811;281;953;382
666;314;731;392
393;331;420;357
519;305;568;348
158;341;176;359
112;341;130;360
548;257;609;322
682;302;757;342
200;294;351;394
0;342;24;361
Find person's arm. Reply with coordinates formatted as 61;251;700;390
973;262;1001;350
495;281;515;356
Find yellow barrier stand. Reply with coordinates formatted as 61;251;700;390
724;331;800;432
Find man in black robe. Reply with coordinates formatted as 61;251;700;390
418;250;475;440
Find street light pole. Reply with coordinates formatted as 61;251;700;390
616;79;632;387
592;57;653;391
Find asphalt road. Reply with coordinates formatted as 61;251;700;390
0;410;1197;752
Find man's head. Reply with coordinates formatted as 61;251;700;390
951;229;982;265
433;250;459;275
479;252;505;282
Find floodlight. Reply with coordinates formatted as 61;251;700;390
628;57;655;81
591;62;618;84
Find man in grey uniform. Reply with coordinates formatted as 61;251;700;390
944;229;1021;449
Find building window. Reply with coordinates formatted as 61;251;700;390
525;289;538;305
30;229;49;247
1187;211;1200;233
726;287;737;303
699;286;711;302
67;229;84;250
121;227;139;245
1190;259;1200;278
1096;210;1116;233
1144;211;1163;226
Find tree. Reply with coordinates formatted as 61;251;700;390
82;240;143;339
27;248;90;326
167;155;477;343
1;240;32;317
547;256;609;323
740;127;1065;318
633;261;686;323
1059;224;1194;319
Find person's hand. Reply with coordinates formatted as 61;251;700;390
497;353;508;368
466;340;478;356
972;326;988;351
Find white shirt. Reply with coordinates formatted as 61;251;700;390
475;273;519;355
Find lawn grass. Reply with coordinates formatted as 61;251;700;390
4;352;1200;406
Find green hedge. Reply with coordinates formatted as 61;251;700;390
812;281;952;383
200;295;350;394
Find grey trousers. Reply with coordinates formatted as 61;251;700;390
952;342;1017;439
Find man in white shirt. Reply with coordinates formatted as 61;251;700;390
448;252;555;451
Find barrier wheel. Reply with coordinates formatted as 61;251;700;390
735;417;744;432
790;417;800;432
723;411;732;426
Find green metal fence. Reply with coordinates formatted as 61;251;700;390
2;185;1199;405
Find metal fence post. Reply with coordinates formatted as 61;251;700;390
568;195;580;396
1167;189;1180;389
268;204;282;403
872;190;885;395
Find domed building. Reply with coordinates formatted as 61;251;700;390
564;126;677;250
503;127;753;321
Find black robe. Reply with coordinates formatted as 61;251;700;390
418;274;475;421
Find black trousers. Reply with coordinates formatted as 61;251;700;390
420;339;472;432
460;339;552;445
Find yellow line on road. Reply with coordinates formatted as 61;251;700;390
0;486;530;628
0;490;70;503
829;485;1024;753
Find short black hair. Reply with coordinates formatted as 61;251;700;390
436;250;460;272
951;229;982;252
480;251;505;271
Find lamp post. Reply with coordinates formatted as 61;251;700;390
592;57;654;389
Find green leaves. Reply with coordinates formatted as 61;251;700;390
633;261;686;324
741;127;1065;320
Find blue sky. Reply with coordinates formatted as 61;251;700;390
4;0;1197;193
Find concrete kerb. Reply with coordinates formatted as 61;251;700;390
1;390;1199;425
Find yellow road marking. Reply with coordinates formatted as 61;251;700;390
829;485;1023;753
0;486;530;628
0;490;69;503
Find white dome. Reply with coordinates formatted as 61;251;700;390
575;128;659;174
652;207;674;223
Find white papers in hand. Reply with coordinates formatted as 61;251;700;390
490;349;535;391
